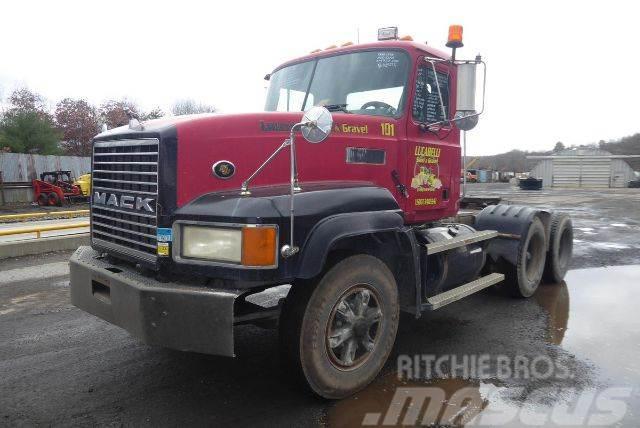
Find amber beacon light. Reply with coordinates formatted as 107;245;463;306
446;25;464;48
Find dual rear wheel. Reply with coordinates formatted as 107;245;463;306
504;213;573;297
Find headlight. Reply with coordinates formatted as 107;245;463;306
179;224;277;267
182;226;242;262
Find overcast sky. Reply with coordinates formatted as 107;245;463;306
1;0;639;155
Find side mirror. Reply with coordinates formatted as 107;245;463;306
454;62;478;131
300;106;333;144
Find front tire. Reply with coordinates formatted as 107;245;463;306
280;254;399;399
48;192;62;206
36;193;48;206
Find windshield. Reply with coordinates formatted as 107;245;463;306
265;50;410;118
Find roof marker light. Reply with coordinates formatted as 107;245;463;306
325;45;337;50
378;27;398;41
399;35;413;41
341;41;353;47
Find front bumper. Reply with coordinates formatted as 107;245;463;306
70;246;242;357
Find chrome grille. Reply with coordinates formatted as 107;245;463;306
91;139;159;262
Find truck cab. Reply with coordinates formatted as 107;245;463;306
264;39;461;222
70;27;573;399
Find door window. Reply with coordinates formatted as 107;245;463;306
412;66;450;124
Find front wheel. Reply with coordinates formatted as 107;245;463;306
279;254;399;399
48;192;62;206
36;193;48;206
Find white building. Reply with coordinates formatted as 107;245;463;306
528;149;638;188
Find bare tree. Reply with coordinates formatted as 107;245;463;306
100;99;141;129
171;99;216;116
55;98;100;156
8;87;50;117
553;141;565;153
141;107;165;121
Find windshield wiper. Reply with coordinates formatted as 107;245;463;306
323;104;351;113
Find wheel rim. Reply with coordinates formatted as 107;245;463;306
557;227;573;268
525;230;545;282
325;285;383;370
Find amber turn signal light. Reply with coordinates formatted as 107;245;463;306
446;25;463;48
241;226;277;267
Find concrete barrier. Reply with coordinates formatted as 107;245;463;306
0;233;89;259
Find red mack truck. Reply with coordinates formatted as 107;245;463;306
70;26;573;399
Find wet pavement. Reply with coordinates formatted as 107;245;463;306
328;265;640;427
1;186;639;426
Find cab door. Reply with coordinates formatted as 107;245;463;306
403;57;460;223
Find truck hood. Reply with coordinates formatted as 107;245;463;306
94;110;397;208
94;111;303;139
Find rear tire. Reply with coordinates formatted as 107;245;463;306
48;192;62;206
505;217;546;298
279;254;399;399
543;213;573;283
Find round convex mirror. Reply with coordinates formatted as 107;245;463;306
301;106;333;144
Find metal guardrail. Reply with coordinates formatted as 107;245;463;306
0;210;89;222
0;222;89;239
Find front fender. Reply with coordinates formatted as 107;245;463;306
296;210;421;314
296;210;405;279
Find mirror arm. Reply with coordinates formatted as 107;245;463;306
426;59;448;123
240;107;331;260
421;59;487;131
281;121;306;258
240;138;292;196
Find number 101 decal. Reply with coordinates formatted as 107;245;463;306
380;122;395;137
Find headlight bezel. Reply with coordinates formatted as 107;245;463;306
172;220;279;269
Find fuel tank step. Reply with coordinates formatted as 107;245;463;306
422;273;505;310
423;229;498;254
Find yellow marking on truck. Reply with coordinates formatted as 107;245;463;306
334;124;368;134
380;122;395;136
414;146;441;158
157;242;170;256
415;198;438;206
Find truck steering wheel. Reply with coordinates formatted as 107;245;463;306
360;101;396;116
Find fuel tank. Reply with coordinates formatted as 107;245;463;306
416;224;486;297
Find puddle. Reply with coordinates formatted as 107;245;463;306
534;283;569;345
328;265;640;427
548;266;640;383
